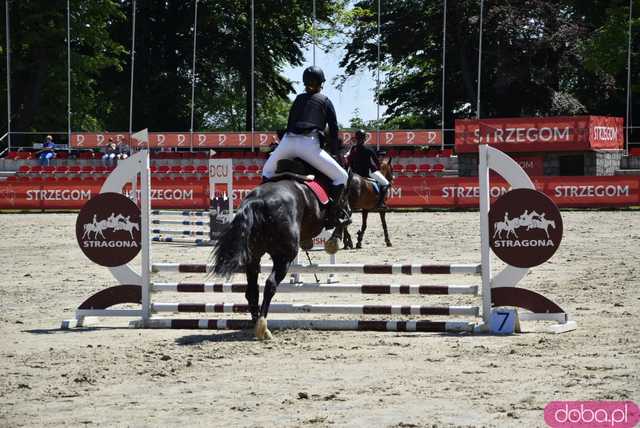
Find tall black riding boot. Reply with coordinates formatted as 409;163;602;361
376;184;389;209
326;184;351;229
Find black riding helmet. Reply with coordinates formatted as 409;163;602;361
355;129;366;144
303;66;326;87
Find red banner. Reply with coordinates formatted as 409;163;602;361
0;179;209;210
534;176;640;207
455;116;624;153
70;130;443;149
2;175;639;210
510;156;544;176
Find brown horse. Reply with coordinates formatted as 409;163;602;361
343;158;394;249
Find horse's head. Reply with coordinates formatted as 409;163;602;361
380;157;394;183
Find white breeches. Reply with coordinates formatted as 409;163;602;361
370;170;389;187
262;132;348;186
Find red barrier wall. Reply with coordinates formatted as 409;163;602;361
455;116;624;153
70;130;443;149
2;175;638;210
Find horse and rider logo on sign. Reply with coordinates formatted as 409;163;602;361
489;188;563;268
75;192;141;267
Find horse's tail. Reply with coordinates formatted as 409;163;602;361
211;199;264;277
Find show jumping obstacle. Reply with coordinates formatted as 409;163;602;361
151;237;211;245
149;206;237;246
149;158;234;246
62;140;577;334
149;208;228;246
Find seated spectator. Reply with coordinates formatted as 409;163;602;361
102;139;118;167
115;136;130;160
37;135;56;166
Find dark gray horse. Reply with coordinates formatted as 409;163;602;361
211;177;350;340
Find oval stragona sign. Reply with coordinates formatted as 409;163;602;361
489;188;563;268
75;192;141;267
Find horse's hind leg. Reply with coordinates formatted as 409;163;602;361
255;256;291;340
380;211;392;247
245;261;260;323
356;211;368;249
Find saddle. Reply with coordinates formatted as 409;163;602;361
362;177;381;194
271;159;315;182
271;158;331;205
271;158;352;238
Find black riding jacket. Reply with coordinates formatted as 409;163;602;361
287;92;339;154
347;144;380;177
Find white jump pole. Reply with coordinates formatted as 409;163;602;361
140;150;151;325
478;144;492;326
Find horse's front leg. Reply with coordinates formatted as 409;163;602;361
380;211;392;247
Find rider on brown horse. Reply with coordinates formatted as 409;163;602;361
346;129;390;208
261;66;350;229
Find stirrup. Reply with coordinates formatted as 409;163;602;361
336;206;352;226
337;216;352;226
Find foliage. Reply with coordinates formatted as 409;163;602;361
0;0;344;140
97;0;343;132
340;0;640;130
1;0;638;142
0;0;126;141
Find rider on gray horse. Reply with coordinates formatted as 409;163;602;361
261;65;350;228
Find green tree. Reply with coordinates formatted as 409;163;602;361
340;0;639;133
349;108;366;128
0;0;125;144
99;0;344;132
0;0;347;140
576;0;640;122
256;96;290;131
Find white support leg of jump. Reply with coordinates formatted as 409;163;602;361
140;152;151;325
478;145;492;329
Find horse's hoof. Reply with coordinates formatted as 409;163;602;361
355;244;362;249
324;238;339;254
300;239;313;250
255;317;272;341
386;242;392;247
